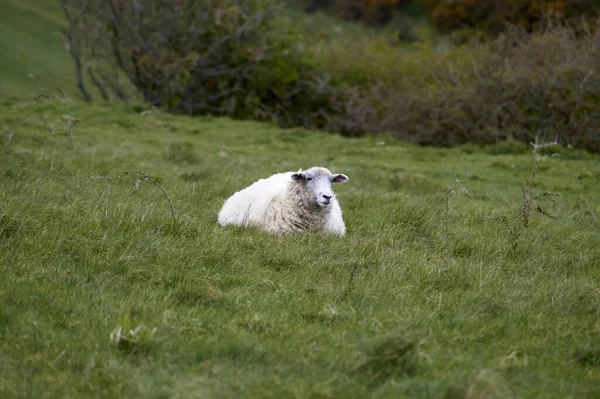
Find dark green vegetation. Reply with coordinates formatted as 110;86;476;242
2;1;600;398
61;0;600;152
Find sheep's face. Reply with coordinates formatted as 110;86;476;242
291;167;349;208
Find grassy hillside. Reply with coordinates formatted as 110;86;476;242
0;1;77;98
1;93;599;397
1;1;600;398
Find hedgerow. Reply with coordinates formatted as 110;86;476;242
62;1;600;152
307;17;600;152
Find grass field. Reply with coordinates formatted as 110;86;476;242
2;1;600;398
1;94;600;398
0;0;77;98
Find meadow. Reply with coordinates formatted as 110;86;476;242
1;1;600;398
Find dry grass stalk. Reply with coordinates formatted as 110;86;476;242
343;262;363;299
579;197;597;223
1;126;14;146
122;170;178;223
62;115;80;149
488;141;561;251
443;176;469;272
109;310;158;353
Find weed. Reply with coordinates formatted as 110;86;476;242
49;114;80;169
344;262;363;299
317;303;339;320
443;176;469;272
499;350;528;371
91;169;178;223
121;170;178;223
487;141;561;252
109;310;158;354
61;114;79;149
575;196;597;223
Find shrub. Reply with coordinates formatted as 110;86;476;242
62;1;600;153
308;17;600;152
395;19;600;152
61;0;360;132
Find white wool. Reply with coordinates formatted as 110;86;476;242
218;166;349;236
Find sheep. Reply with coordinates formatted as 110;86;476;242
218;166;349;236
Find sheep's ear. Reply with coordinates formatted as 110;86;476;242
291;172;304;181
332;174;349;183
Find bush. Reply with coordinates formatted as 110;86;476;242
396;19;600;152
63;1;600;153
61;0;363;133
306;16;600;152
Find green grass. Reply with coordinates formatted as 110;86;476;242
1;1;600;397
0;0;76;98
1;92;599;398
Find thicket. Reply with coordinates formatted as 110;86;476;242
60;0;351;132
62;1;600;153
330;18;600;152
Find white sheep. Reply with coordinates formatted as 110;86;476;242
218;166;349;236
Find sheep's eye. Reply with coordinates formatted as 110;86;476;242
306;177;313;181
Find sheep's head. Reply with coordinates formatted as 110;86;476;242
291;167;349;208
